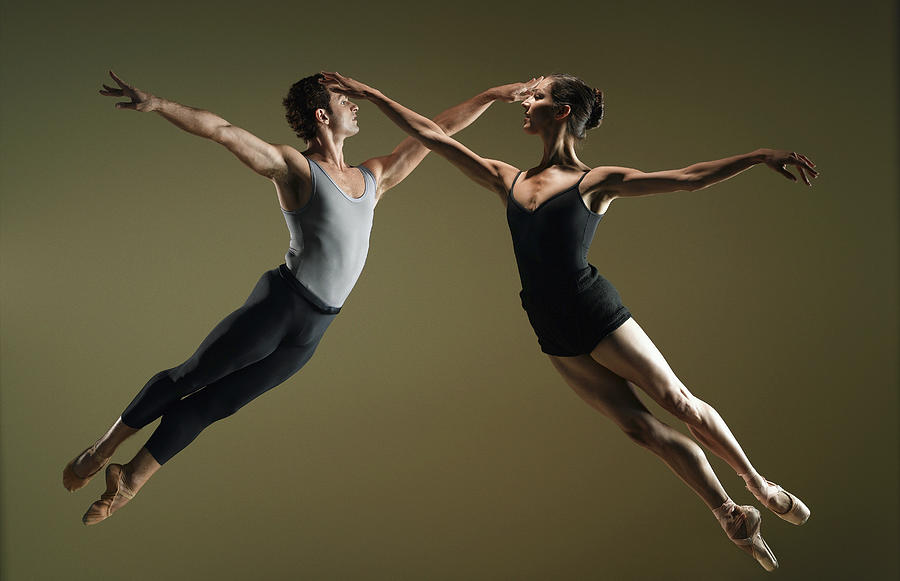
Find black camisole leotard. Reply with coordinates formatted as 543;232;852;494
506;170;631;356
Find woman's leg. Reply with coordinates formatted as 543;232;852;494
550;354;777;571
549;354;729;509
589;318;807;522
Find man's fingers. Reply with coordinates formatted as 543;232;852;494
109;70;129;89
115;101;136;109
797;165;811;186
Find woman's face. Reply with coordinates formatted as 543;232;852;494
521;78;560;134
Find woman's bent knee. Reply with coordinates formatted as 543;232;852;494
658;383;703;426
620;415;664;450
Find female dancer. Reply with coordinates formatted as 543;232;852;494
321;71;816;571
63;71;539;525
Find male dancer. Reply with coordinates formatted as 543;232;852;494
64;71;539;525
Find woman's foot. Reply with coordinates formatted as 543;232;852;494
63;446;110;491
745;477;810;525
81;464;136;525
715;501;778;571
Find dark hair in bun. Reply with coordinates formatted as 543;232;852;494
587;88;604;130
548;73;604;140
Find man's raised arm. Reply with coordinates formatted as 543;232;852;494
100;71;292;181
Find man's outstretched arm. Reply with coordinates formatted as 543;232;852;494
100;71;294;182
359;78;541;201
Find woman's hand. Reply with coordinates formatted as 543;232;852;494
761;149;818;186
320;71;377;99
490;77;544;103
99;71;157;112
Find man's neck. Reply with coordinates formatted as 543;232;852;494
305;135;349;170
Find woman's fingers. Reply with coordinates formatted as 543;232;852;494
775;164;797;181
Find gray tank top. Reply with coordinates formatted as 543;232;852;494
282;158;376;313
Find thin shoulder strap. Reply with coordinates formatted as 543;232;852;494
574;169;590;191
509;171;524;195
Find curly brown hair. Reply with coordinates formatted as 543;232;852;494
283;73;332;142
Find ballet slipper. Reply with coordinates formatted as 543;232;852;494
63;447;110;491
747;479;810;526
723;505;778;572
82;464;135;525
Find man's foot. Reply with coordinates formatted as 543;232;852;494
63;446;110;491
746;478;810;525
81;464;136;525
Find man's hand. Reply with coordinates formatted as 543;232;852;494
489;77;543;103
99;71;156;112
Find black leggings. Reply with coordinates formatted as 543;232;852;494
121;266;336;464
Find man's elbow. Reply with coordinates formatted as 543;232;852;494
209;124;235;144
682;172;708;192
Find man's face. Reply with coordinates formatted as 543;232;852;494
326;90;359;138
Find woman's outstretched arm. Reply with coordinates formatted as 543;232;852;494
321;72;537;201
582;150;818;213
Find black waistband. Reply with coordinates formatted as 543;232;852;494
277;264;342;315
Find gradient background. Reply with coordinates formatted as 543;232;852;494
1;0;897;579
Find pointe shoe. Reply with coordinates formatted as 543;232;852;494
725;505;778;572
747;479;810;525
82;464;135;526
63;447;110;491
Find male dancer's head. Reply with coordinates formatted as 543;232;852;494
284;74;359;145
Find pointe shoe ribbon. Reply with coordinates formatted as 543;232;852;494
727;506;778;572
82;465;135;526
747;479;810;526
63;447;110;492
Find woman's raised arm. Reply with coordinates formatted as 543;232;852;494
321;72;538;202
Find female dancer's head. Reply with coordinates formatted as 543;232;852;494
522;74;603;142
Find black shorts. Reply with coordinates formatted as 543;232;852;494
519;266;632;357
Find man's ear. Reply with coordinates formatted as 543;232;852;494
315;108;329;124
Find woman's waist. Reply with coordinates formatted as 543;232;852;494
518;264;601;297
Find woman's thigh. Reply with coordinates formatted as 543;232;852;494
588;318;692;408
549;353;654;429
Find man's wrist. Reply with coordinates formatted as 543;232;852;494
147;95;165;113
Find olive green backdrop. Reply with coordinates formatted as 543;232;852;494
2;0;896;579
